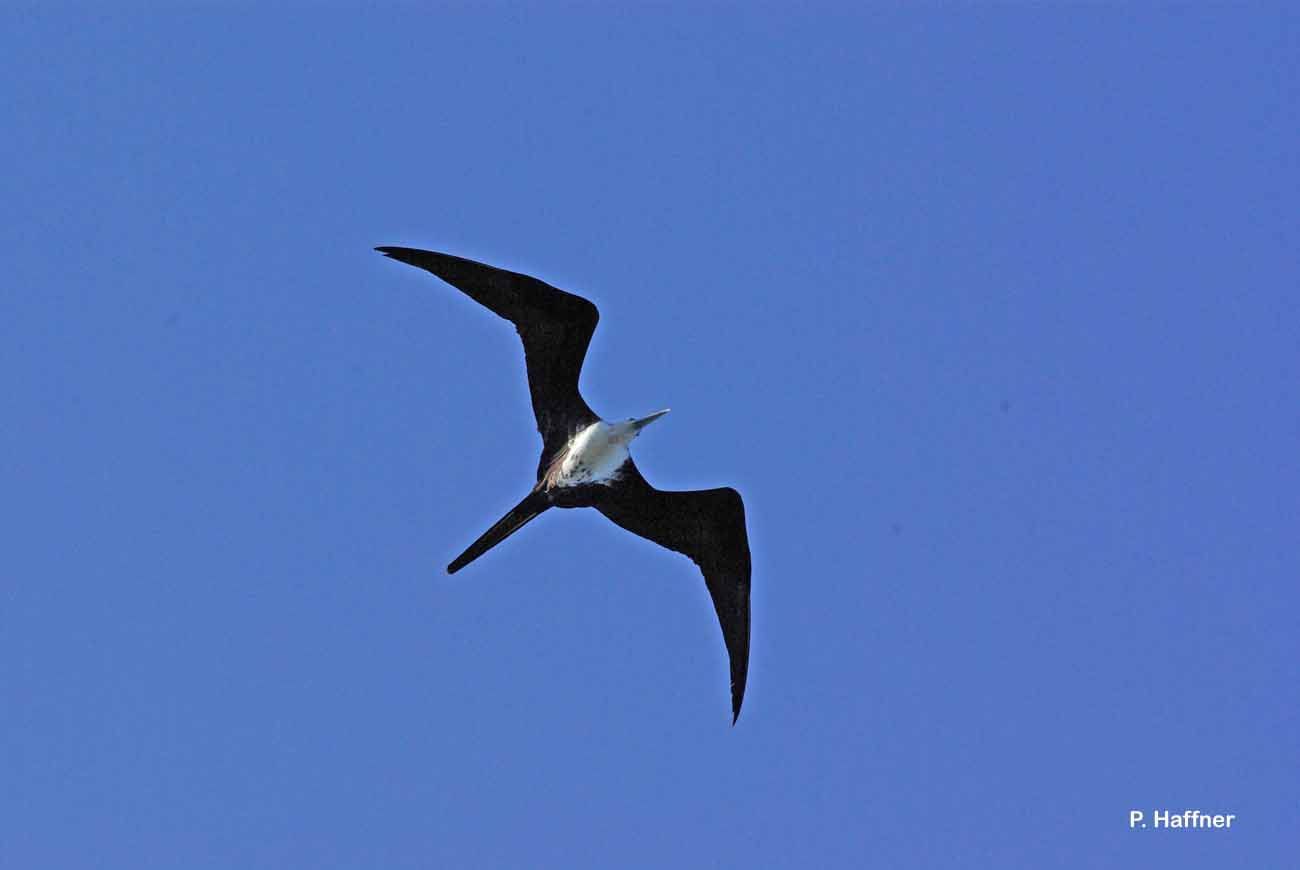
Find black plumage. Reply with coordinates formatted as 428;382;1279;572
377;245;752;723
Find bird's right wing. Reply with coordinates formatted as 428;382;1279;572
376;247;601;457
595;460;752;723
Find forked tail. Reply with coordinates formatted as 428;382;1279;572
447;490;551;574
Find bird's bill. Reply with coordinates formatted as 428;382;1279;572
632;409;671;431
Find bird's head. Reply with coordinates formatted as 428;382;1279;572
613;408;670;443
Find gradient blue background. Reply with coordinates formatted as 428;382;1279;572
4;5;1296;867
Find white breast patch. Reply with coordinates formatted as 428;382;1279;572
553;421;630;487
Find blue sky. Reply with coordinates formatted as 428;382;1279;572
3;5;1296;868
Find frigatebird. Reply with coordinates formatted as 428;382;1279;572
376;246;752;723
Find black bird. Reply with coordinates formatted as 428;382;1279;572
376;246;752;723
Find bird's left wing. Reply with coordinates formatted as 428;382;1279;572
376;246;601;458
595;459;752;723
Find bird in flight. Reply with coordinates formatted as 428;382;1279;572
376;246;752;723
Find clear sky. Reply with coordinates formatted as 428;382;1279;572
3;5;1296;868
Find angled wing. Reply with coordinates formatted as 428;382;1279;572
376;246;601;458
595;459;752;723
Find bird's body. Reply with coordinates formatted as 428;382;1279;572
549;420;634;488
543;413;668;490
376;245;752;723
